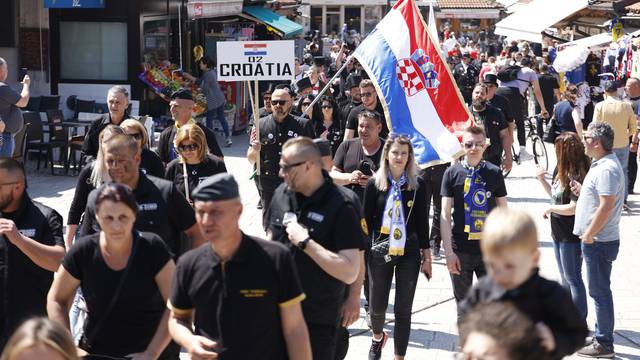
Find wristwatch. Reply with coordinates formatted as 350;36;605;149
297;237;311;251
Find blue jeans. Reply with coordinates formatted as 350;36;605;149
582;240;619;350
553;241;587;320
205;105;230;138
613;147;629;202
0;132;15;157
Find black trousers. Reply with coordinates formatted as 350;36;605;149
308;323;337;360
450;251;486;316
333;326;349;360
497;87;526;147
535;103;554;139
422;164;449;248
257;174;283;229
368;252;421;356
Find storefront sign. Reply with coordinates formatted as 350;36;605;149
44;0;105;8
187;0;243;19
217;41;295;81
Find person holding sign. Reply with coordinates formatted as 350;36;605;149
247;89;315;229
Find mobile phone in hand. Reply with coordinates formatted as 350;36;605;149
19;68;27;81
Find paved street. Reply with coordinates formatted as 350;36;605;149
28;133;640;359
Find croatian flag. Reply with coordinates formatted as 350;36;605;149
353;0;471;166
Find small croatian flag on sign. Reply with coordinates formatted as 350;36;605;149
244;43;268;56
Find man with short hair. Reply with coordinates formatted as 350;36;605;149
248;89;316;229
483;73;515;146
0;158;65;346
157;89;224;163
339;74;362;131
344;80;389;140
0;57;30;157
266;137;362;359
441;126;507;311
82;85;130;160
168;173;312;360
536;63;561;138
453;53;479;105
469;84;512;171
573;122;624;359
593;80;636;204
80;134;204;256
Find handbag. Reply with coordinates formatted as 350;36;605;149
79;234;139;359
370;188;417;261
543;115;559;143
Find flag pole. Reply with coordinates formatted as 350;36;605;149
303;55;353;116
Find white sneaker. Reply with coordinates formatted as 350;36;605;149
226;137;233;147
519;147;533;161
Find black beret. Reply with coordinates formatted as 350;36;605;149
345;74;362;89
171;88;193;101
296;77;312;91
313;56;326;67
313;138;331;157
191;173;239;202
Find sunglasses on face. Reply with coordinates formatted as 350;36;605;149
463;141;485;149
178;143;199;152
279;160;306;172
271;100;287;106
360;92;374;98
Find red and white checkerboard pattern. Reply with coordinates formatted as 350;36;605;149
396;59;425;97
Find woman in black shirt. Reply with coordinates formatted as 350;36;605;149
164;123;226;202
48;183;178;359
121;119;165;178
535;132;590;321
66;125;124;248
363;134;431;359
317;95;343;156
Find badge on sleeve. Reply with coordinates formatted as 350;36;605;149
361;218;369;235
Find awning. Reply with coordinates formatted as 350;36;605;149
187;0;243;19
242;6;303;39
495;0;588;43
557;32;612;52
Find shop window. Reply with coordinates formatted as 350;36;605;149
364;6;381;34
60;21;127;81
459;19;481;32
345;7;361;34
310;7;322;33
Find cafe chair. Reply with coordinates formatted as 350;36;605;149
39;95;61;112
23;111;66;172
73;98;96;120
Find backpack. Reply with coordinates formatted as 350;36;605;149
497;65;527;83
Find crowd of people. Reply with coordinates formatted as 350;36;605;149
0;25;634;360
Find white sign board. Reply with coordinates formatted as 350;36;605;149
217;40;295;81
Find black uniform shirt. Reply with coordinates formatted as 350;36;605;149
0;195;64;343
345;103;389;139
487;93;514;123
469;104;508;162
333;138;384;200
164;155;227;199
459;269;589;359
441;162;506;254
257;113;316;177
267;173;365;326
141;148;166;178
79;172;195;258
169;234;304;360
82;113;125;158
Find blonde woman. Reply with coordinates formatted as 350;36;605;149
120;119;165;178
164;123;226;200
0;317;79;360
66;125;124;248
363;134;431;360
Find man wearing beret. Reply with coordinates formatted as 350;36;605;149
157;89;224;164
168;173;312;360
266;137;363;360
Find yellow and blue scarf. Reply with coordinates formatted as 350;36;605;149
463;160;489;240
381;172;407;256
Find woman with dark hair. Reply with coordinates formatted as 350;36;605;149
317;95;343;156
363;134;431;360
48;183;179;359
553;84;583;138
295;94;318;119
535;132;591;320
0;318;79;360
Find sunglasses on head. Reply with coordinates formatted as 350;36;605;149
178;143;199;152
271;100;287;106
389;133;410;141
128;132;142;140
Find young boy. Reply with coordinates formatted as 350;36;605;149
458;208;588;359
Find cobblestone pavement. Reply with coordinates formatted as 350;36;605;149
28;133;640;359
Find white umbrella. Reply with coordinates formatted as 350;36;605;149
553;45;591;73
